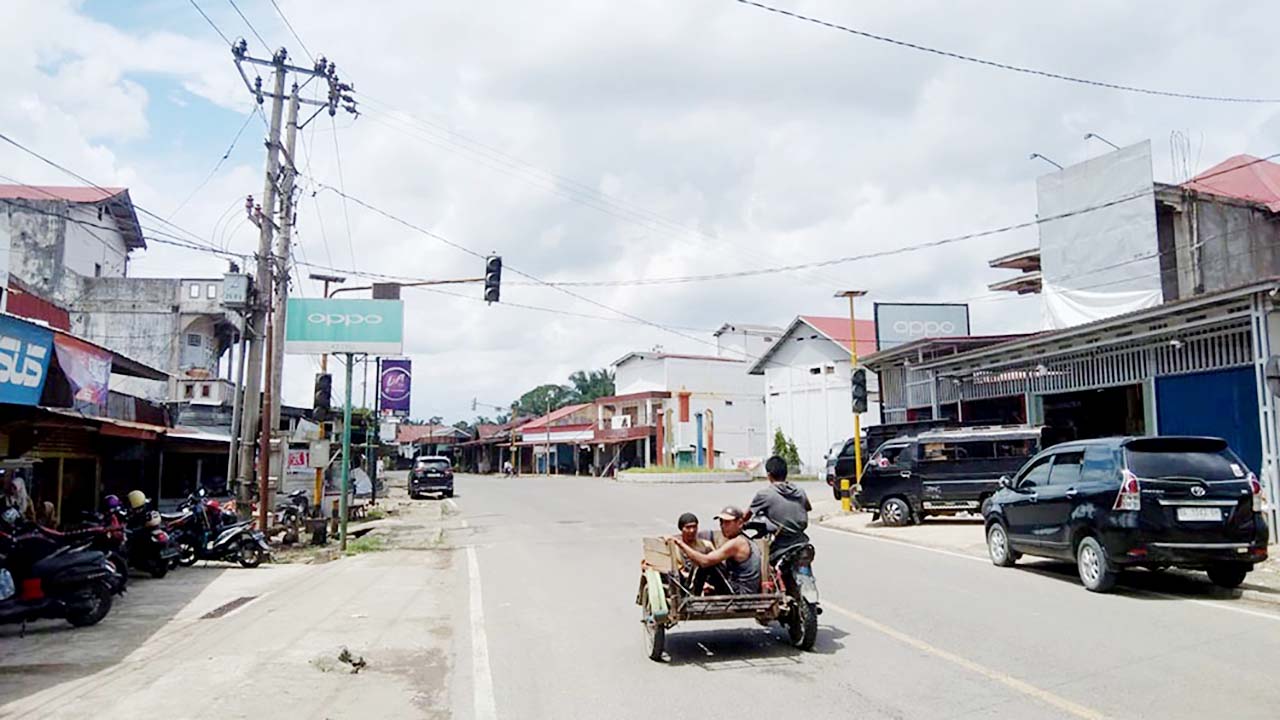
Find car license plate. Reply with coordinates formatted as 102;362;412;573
1176;507;1222;522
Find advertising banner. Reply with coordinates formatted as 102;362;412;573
0;315;54;406
53;334;111;413
284;298;404;355
379;358;412;415
873;303;971;350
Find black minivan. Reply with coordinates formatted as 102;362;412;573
849;426;1042;526
983;436;1270;592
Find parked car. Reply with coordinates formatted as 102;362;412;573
983;436;1270;593
410;456;454;499
824;441;847;500
850;426;1042;526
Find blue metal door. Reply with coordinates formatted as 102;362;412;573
1156;367;1261;473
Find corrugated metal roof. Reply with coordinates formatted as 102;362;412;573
1182;155;1280;213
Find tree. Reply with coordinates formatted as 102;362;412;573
772;428;801;470
427;415;444;425
568;368;615;402
517;384;577;415
453;420;473;433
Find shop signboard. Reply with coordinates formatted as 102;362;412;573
873;303;971;350
284;298;404;355
0;315;54;406
54;334;111;413
379;358;412;415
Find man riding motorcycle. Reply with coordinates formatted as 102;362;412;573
745;455;812;557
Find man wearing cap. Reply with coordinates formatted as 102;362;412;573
746;455;812;557
670;506;761;595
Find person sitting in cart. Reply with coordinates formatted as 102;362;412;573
745;455;811;556
674;512;715;576
670;506;761;595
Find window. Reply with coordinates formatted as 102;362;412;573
809;367;822;375
187;333;202;347
824;365;835;375
206;284;218;299
1124;438;1246;480
919;440;995;461
1018;456;1053;488
724;400;733;406
200;384;211;398
1048;451;1084;486
94;263;102;277
996;438;1038;458
1081;446;1118;484
867;443;907;465
764;337;773;343
189;283;200;298
183;384;194;399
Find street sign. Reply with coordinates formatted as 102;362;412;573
873;303;970;350
284;298;404;355
378;358;412;415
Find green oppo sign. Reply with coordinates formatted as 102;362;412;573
284;298;404;355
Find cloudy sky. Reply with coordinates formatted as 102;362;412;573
4;0;1279;421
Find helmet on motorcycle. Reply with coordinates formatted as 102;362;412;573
1;507;19;527
145;510;161;528
126;490;148;510
104;494;122;509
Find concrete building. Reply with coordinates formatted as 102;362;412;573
748;315;880;475
0;185;238;406
611;351;767;469
713;322;784;362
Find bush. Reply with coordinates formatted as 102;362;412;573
771;428;802;471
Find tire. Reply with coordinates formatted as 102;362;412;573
1207;564;1248;589
1076;536;1117;593
831;482;841;501
986;521;1017;567
176;538;197;567
641;589;666;661
238;539;264;569
880;498;912;527
66;582;113;627
444;490;454;498
148;562;169;580
786;594;819;650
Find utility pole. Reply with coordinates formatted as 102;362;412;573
836;290;868;513
230;39;357;517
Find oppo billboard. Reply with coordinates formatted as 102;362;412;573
873;303;971;351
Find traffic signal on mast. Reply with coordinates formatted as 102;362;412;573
851;368;868;414
484;255;502;303
313;373;332;420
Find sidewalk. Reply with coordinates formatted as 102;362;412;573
811;499;1280;606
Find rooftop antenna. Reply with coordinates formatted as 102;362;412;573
1029;153;1064;171
1084;132;1121;150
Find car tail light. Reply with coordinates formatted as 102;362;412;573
1248;473;1267;512
1114;470;1142;511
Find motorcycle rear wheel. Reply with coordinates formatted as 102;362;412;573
176;539;197;567
785;592;818;650
238;539;264;569
148;562;169;580
66;583;113;627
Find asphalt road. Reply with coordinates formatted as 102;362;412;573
450;473;1280;720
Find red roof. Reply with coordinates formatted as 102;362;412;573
0;185;127;203
799;315;878;358
6;278;70;331
518;403;593;432
1182;155;1280;213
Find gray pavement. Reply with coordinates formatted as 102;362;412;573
450;474;1280;720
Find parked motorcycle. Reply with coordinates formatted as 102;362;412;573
33;502;128;593
274;489;309;545
0;509;119;628
168;491;271;568
117;492;179;579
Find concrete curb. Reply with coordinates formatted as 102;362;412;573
614;470;752;484
815;514;1280;608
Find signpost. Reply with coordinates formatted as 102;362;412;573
285;298;404;550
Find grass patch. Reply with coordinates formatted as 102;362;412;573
344;534;386;555
788;475;821;482
363;507;388;521
621;466;736;474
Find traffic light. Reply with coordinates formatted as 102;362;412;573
851;368;868;414
484;255;502;303
313;373;332;420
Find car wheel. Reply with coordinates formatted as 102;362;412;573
986;521;1017;567
831;483;841;501
1207;564;1248;589
444;490;454;498
1076;536;1117;593
880;498;911;527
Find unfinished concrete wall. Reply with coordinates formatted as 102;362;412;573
1195;199;1280;294
70;277;182;402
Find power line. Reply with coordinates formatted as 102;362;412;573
226;0;270;50
267;0;313;62
329;117;359;269
188;0;231;44
167;107;259;220
732;0;1280;104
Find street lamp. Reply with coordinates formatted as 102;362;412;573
835;290;867;513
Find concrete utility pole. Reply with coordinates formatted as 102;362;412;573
229;39;358;517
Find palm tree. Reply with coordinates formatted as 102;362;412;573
568;368;616;402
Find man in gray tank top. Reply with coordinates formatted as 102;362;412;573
671;506;761;595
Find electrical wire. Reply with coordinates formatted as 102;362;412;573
167;107;259;220
267;0;313;62
732;0;1280;104
188;0;231;44
226;0;270;51
329;117;359;269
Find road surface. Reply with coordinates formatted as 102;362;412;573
451;473;1280;720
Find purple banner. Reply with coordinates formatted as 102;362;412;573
379;358;411;415
54;334;110;413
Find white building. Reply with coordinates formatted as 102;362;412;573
612;351;767;469
713;322;783;362
748;315;881;474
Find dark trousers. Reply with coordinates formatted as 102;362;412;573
688;565;735;596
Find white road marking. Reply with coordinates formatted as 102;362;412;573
824;601;1110;720
467;545;498;720
815;525;1280;623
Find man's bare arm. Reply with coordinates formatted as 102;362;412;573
672;536;738;568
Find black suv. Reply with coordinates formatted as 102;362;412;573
409;456;454;499
849;426;1041;526
983;436;1270;592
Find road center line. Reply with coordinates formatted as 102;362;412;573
466;545;498;720
823;601;1110;720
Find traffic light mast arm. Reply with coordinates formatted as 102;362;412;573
327;277;485;297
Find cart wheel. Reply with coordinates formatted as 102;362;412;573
641;590;666;661
786;592;818;650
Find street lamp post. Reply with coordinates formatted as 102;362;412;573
835;290;868;513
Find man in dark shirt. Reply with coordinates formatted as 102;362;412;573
746;455;812;556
